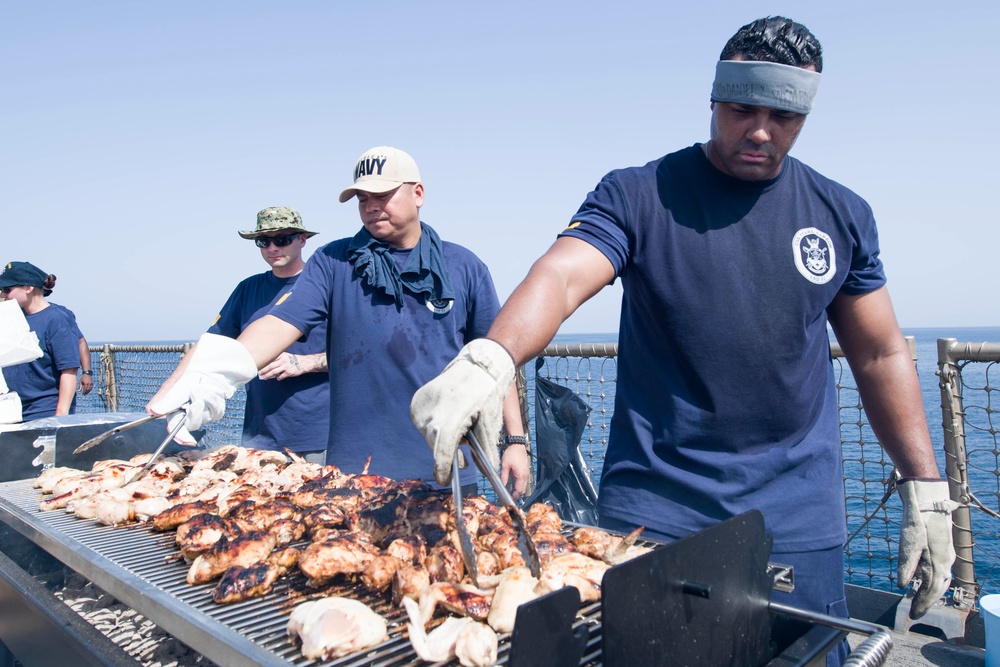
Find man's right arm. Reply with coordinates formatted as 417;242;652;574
412;236;614;485
487;236;615;364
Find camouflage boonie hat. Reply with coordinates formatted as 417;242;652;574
238;206;319;239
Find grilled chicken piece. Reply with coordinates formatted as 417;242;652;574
211;547;299;603
187;530;277;584
298;532;381;585
151;500;216;531
536;552;610;603
393;564;432;605
133;496;174;521
417;582;495;623
426;544;465;583
96;498;135;526
189;445;243;473
217;484;269;516
361;554;404;592
532;531;577;562
525;502;563;535
486;566;540;633
40;464;138;511
176;513;243;561
303;504;348;534
34;467;83;492
269;518;306;546
476;550;501;577
571;525;652;565
403;596;498;667
228;497;300;532
478;528;526;570
385;534;427;565
291;484;360;511
287;597;388;661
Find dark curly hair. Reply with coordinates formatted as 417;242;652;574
42;274;56;297
720;16;823;73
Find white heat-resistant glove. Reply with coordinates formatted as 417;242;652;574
411;338;515;486
897;478;960;618
148;333;258;445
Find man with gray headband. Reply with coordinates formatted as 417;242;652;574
412;16;954;663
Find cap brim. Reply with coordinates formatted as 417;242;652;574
238;229;319;239
338;179;406;203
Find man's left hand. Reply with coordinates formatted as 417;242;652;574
897;478;960;618
79;374;93;395
259;353;305;381
501;444;529;500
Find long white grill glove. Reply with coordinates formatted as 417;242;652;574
896;478;960;618
148;333;258;445
410;339;515;486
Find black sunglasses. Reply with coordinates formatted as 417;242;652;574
0;286;18;295
255;233;300;248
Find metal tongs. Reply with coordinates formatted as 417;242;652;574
122;411;189;486
72;413;165;454
463;430;542;578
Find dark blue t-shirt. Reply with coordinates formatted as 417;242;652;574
5;305;81;421
208;271;329;452
561;145;886;552
268;231;500;487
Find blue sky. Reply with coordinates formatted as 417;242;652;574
3;1;997;342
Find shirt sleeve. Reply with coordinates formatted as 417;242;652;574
208;283;245;338
557;174;631;278
839;197;887;296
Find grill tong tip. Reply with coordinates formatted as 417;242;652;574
465;430;542;578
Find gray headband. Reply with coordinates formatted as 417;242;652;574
711;60;821;114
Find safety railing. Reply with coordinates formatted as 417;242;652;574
71;336;998;602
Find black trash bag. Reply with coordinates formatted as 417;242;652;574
524;358;600;525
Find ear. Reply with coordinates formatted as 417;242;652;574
412;183;425;208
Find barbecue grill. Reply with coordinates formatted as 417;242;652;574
0;476;891;667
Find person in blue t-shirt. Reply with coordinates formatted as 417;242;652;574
0;261;80;420
149;207;330;457
49;303;94;396
148;148;529;497
410;15;957;658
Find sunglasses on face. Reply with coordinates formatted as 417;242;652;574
255;233;300;248
0;286;18;295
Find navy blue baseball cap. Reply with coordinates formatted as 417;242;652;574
0;261;48;288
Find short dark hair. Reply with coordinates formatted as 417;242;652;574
720;16;823;73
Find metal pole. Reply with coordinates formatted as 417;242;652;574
937;337;978;606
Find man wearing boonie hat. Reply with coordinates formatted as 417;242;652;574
409;16;954;665
149;149;529;496
149;206;330;458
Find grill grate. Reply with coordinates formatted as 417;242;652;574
0;479;606;666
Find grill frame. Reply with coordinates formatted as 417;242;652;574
0;479;608;666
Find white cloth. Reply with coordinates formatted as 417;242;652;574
0;300;43;368
897;478;960;618
410;338;514;485
148;333;258;445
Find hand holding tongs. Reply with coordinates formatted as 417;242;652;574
465;430;542;578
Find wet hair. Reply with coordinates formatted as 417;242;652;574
719;16;823;73
42;274;56;297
